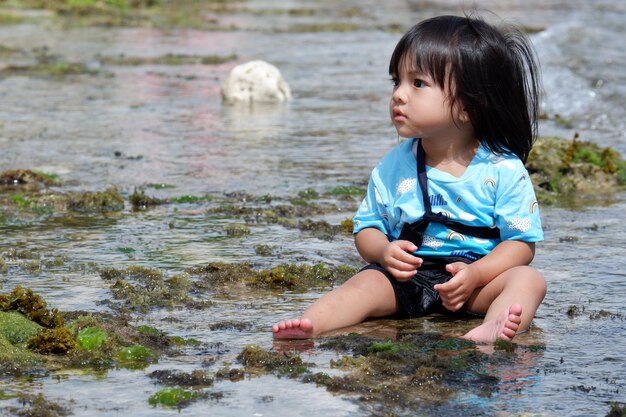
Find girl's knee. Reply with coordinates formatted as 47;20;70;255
514;266;547;297
346;270;391;289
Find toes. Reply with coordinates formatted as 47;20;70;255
501;326;516;340
508;313;522;325
509;304;523;316
300;318;313;331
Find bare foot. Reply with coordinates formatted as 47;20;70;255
272;318;315;339
462;304;522;344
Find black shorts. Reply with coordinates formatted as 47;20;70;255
360;256;473;318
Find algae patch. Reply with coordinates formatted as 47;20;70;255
0;287;191;375
148;387;200;408
528;135;626;206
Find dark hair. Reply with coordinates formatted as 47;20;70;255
389;15;541;163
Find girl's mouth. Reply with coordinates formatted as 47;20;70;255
393;108;407;121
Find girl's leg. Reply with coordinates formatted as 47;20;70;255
462;266;547;343
272;269;399;339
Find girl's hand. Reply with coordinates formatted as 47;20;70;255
434;262;480;312
378;240;422;282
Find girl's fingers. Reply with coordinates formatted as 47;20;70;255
392;269;417;281
386;257;418;272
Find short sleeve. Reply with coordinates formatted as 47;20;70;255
494;161;544;242
353;170;391;237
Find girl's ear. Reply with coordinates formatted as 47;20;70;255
458;107;470;123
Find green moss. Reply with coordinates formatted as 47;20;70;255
76;327;107;350
0;311;42;344
148;387;198;408
0;336;41;373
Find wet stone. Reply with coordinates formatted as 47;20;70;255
149;369;214;387
236;345;313;378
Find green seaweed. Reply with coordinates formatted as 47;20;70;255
76;327;107;350
118;344;154;361
148;387;198;408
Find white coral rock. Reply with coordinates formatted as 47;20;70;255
221;60;292;103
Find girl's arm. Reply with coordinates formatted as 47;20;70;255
355;228;423;281
434;240;535;311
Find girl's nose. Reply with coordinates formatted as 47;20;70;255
392;86;407;104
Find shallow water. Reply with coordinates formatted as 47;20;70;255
0;0;625;416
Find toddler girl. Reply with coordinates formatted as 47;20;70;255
273;14;547;343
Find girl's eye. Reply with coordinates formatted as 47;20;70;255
413;79;425;88
389;77;399;87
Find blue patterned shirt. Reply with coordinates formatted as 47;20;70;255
353;138;543;260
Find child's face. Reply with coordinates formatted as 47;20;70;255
389;59;467;140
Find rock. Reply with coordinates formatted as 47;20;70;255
221;60;292;104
